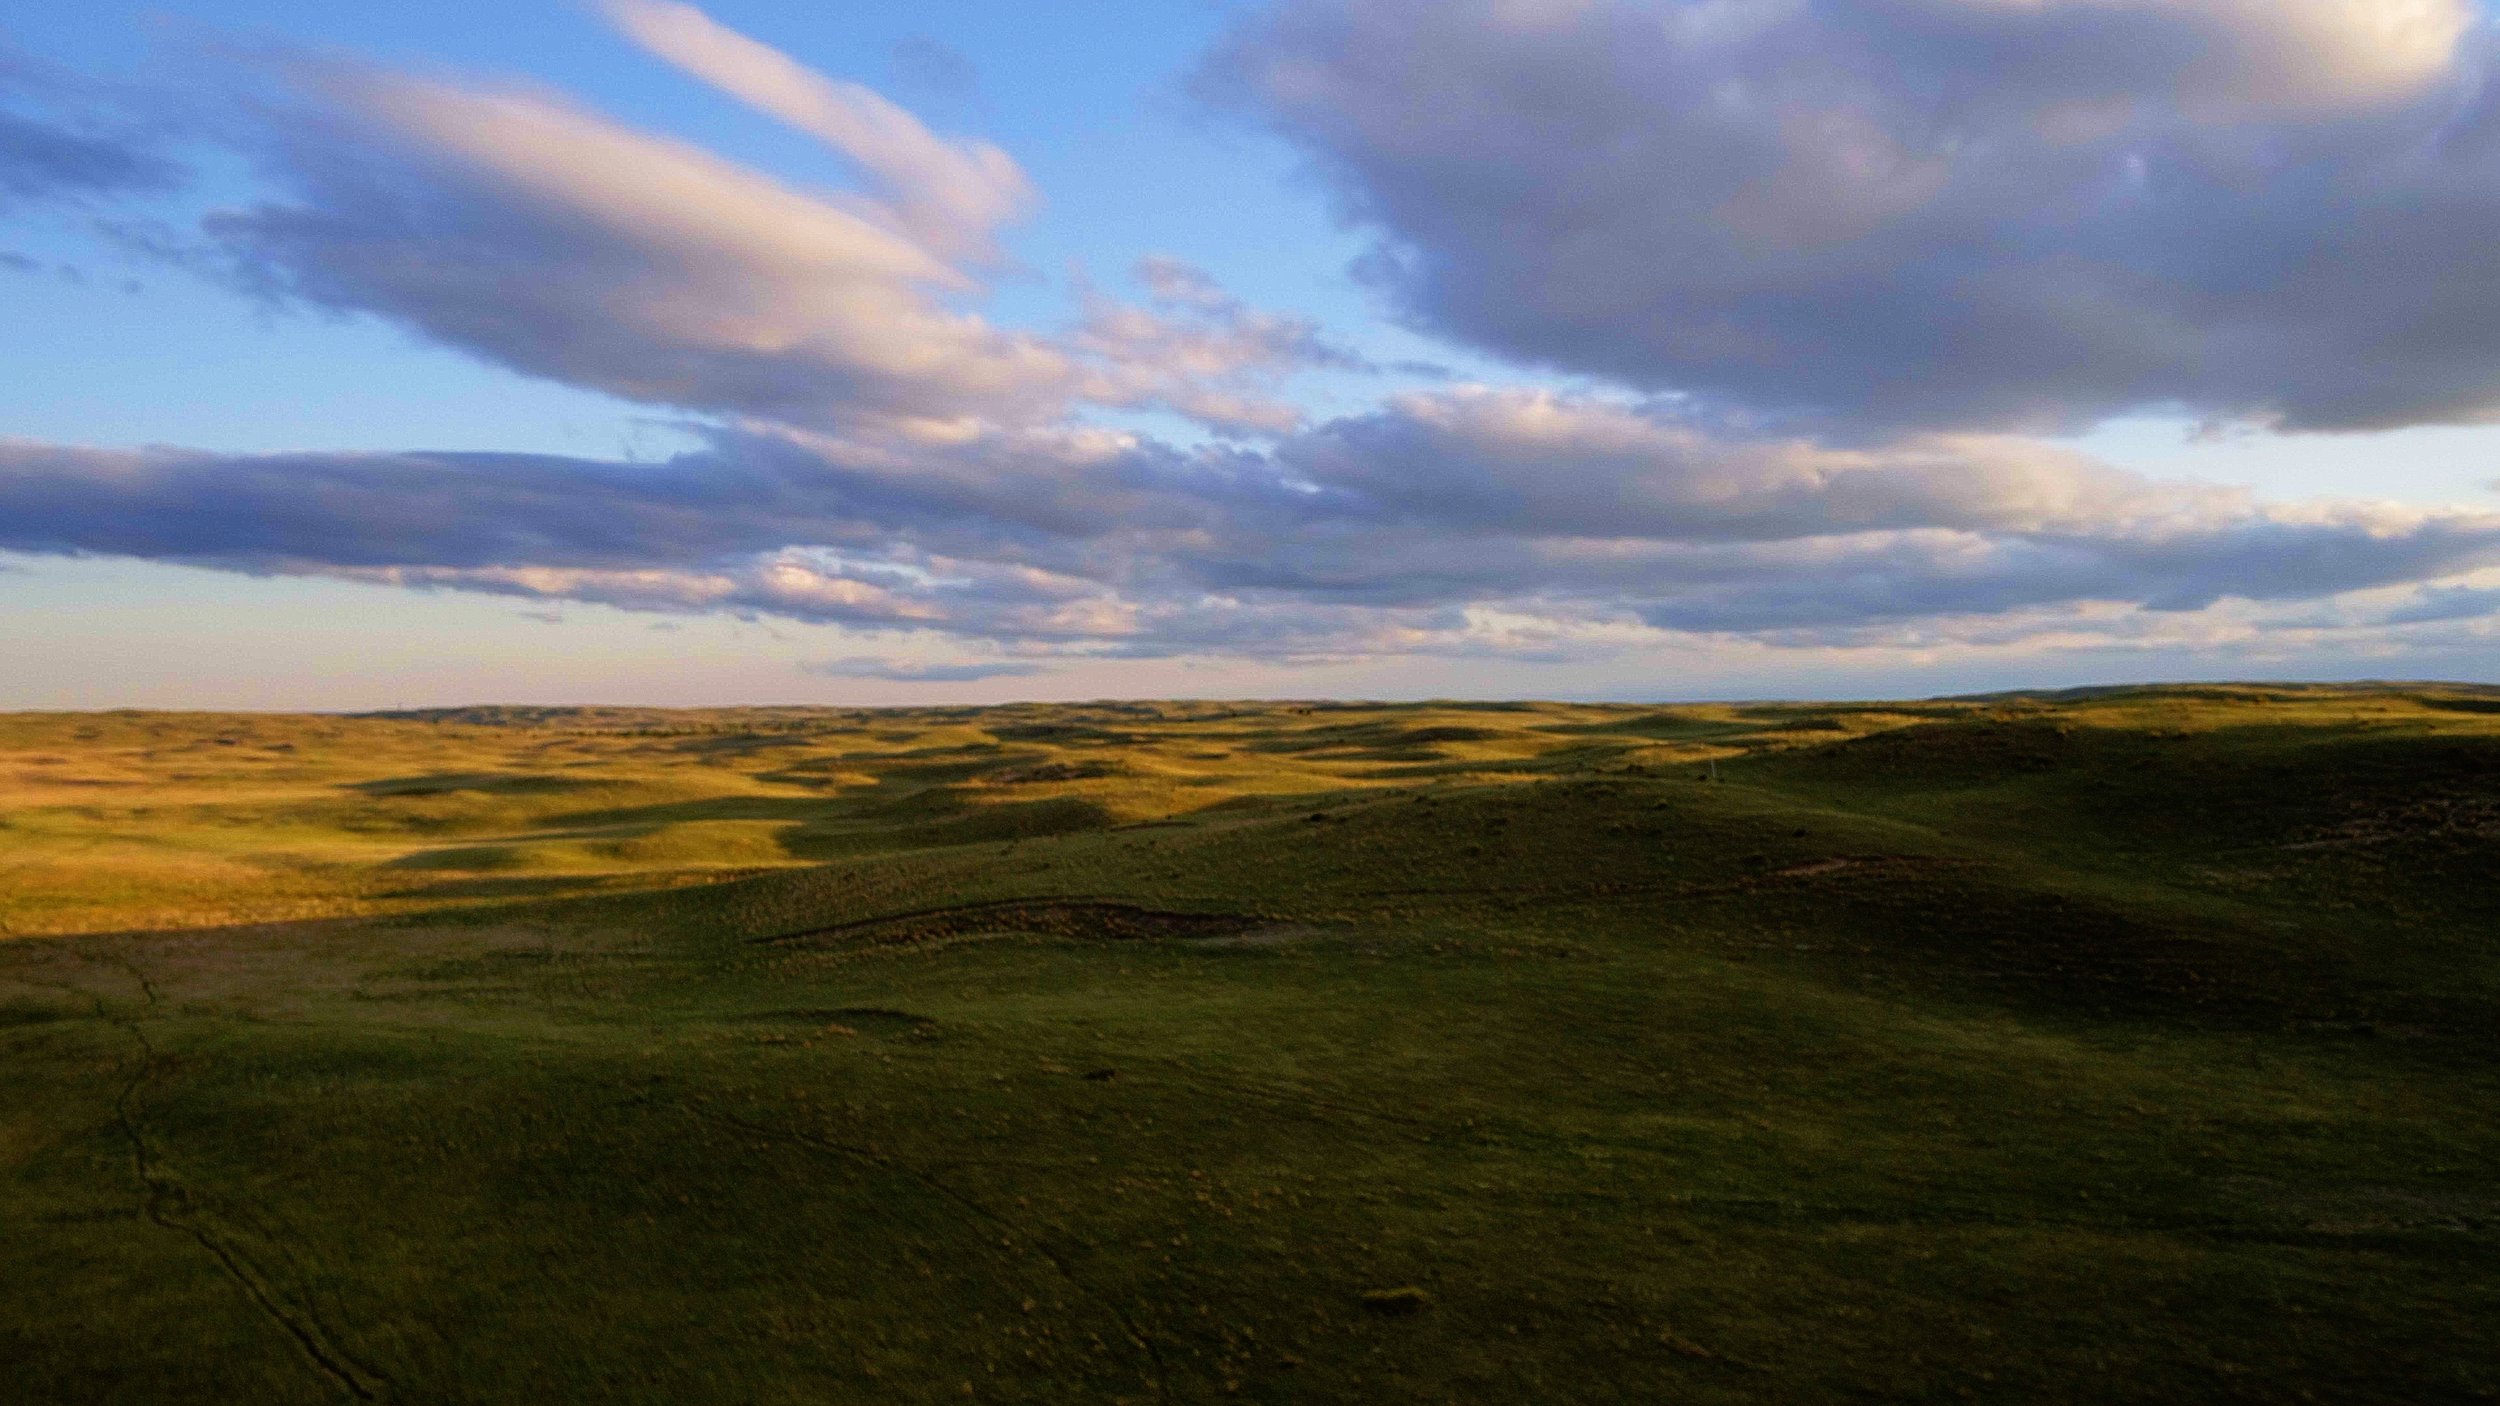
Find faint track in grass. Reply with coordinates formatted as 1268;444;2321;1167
683;1098;1173;1405
753;896;1268;950
80;949;394;1404
746;867;1977;961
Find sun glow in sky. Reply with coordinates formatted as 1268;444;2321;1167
6;0;2500;707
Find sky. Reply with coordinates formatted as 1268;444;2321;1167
6;0;2500;709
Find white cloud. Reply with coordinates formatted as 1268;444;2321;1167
598;0;1032;261
215;59;1071;434
206;47;1347;445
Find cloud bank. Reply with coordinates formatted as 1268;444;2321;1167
9;387;2498;662
1210;0;2500;433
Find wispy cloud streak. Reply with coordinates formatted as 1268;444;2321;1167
599;0;1032;261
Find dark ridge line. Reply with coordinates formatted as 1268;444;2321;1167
748;860;1977;953
751;896;1268;947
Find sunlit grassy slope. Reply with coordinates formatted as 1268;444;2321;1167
3;685;2497;1402
0;699;1657;937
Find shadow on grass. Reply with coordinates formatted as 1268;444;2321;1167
346;773;609;799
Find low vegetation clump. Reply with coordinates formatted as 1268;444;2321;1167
2;684;2496;1401
1359;1287;1433;1317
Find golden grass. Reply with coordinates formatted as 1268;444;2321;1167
6;686;2494;938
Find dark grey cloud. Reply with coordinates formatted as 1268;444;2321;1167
11;381;2500;658
0;109;170;203
0;428;1250;641
1209;0;2500;434
0;438;816;572
2383;582;2500;626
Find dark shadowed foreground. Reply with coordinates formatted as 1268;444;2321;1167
3;687;2496;1403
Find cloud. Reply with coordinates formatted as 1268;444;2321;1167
198;39;1341;441
2381;581;2500;626
806;655;1048;682
10;384;2500;662
1073;256;1368;434
0;429;1183;641
0;55;182;208
210;57;1071;436
1208;0;2500;433
16;1;2500;683
0;110;172;204
1273;389;2165;542
598;0;1031;262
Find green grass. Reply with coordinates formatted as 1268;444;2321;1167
2;686;2497;1402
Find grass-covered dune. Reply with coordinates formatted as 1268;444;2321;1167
2;685;2496;1402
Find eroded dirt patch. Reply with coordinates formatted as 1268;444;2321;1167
751;1006;936;1037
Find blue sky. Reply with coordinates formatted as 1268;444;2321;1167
6;0;2500;707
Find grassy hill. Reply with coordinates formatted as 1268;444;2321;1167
2;686;2496;1402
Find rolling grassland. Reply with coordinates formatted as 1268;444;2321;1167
2;686;2496;1402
